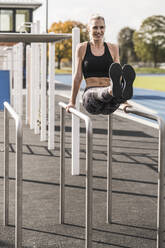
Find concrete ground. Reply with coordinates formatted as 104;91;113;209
0;93;163;248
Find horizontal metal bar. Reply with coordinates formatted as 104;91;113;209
4;102;20;122
0;33;72;43
122;106;158;121
59;102;91;124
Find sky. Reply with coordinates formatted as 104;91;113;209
35;0;165;43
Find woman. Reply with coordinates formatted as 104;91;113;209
66;14;136;114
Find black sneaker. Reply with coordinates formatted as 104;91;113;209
122;64;136;101
109;63;122;101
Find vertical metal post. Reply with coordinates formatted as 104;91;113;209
72;27;80;175
48;42;55;150
34;21;40;135
17;43;23;117
85;120;93;248
60;107;65;224
40;42;47;141
25;45;30;125
157;118;165;248
4;107;9;226
15;117;23;248
13;45;18;111
30;23;36;129
107;115;113;223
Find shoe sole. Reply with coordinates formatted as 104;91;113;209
109;63;122;100
122;65;136;100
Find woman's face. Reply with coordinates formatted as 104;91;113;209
89;18;105;41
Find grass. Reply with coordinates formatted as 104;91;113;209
134;76;165;92
135;67;165;74
55;67;72;74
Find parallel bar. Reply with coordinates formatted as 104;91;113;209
4;107;9;226
157;118;165;248
112;106;164;248
0;33;72;43
59;101;93;248
3;102;23;248
60;107;65;224
107;115;112;223
15;117;23;248
85;117;93;248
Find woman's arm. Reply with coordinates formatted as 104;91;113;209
66;43;83;113
113;44;120;63
107;43;120;63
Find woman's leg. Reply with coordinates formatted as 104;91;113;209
82;87;119;115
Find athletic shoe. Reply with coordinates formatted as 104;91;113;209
109;63;122;101
122;64;136;101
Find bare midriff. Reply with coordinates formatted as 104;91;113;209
85;77;112;88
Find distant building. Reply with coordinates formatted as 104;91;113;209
0;0;42;33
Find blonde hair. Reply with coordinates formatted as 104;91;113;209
89;14;105;25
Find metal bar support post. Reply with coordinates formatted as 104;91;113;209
72;27;80;175
107;115;113;223
107;107;165;248
40;42;47;141
59;101;93;248
48;42;55;149
4;102;23;248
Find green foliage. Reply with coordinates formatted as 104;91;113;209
118;27;139;65
49;20;89;69
133;15;165;67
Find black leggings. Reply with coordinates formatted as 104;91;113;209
82;87;120;115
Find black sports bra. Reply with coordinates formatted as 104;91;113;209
82;42;114;79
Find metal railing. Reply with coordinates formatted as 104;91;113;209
59;102;93;248
107;107;165;248
4;102;23;248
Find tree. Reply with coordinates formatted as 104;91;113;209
118;27;139;65
133;15;165;67
49;20;89;69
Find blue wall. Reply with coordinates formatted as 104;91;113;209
0;70;10;110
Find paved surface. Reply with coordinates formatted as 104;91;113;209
133;88;165;118
0;92;164;248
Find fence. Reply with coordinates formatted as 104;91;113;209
0;25;80;155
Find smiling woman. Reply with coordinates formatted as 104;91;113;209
65;14;136;115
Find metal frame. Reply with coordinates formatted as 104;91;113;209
59;101;93;248
0;33;72;43
4;101;23;248
107;107;165;248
